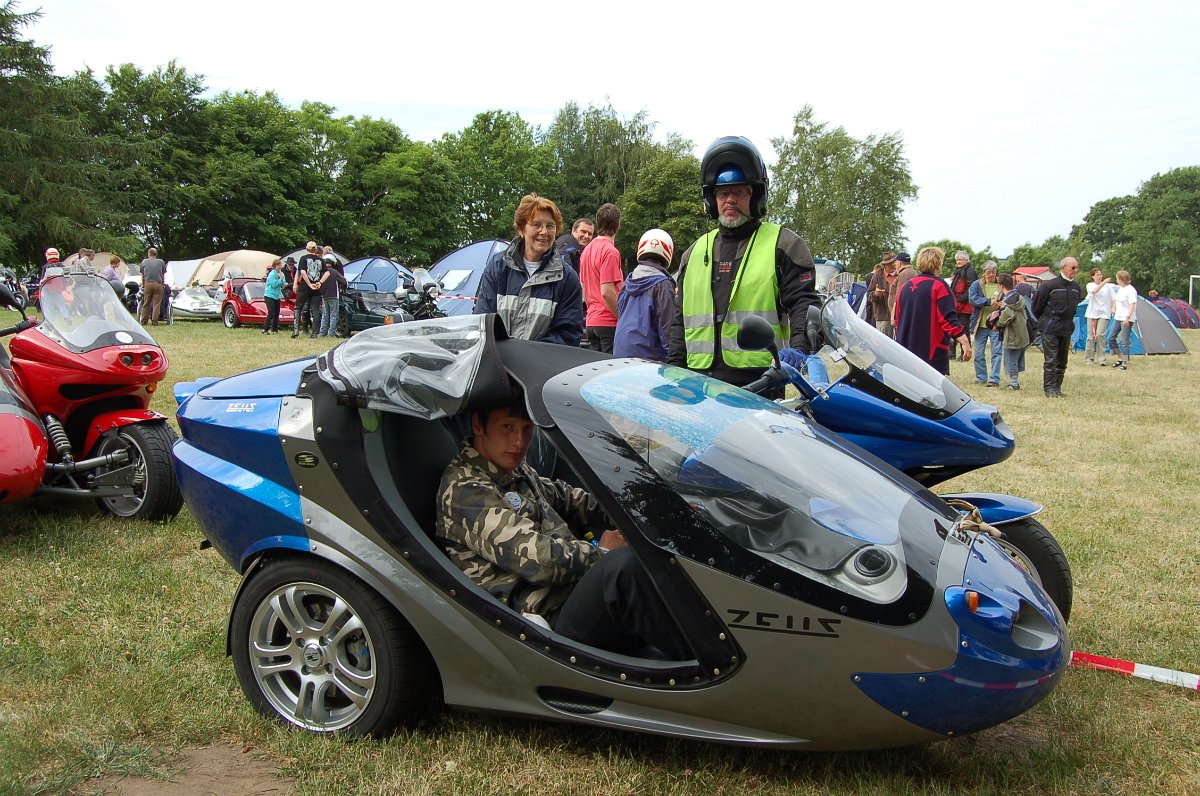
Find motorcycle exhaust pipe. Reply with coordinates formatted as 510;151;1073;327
45;449;130;474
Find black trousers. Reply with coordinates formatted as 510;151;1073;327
1042;333;1071;391
293;289;318;332
551;547;689;660
263;296;280;332
587;326;615;353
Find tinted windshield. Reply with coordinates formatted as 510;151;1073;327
579;364;938;604
37;271;154;351
821;297;971;414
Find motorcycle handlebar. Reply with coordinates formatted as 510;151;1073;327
743;366;790;396
0;318;34;337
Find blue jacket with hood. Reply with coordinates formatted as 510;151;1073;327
614;259;676;361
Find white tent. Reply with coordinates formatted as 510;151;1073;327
166;257;205;289
190;249;278;285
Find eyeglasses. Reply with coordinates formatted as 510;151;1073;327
526;222;556;233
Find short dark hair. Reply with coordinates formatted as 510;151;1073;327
998;272;1014;289
475;396;530;431
595;203;620;236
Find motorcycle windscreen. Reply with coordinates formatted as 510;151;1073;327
36;272;155;352
578;365;952;606
821;297;971;415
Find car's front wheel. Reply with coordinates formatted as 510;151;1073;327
231;558;436;735
995;517;1073;622
223;305;240;328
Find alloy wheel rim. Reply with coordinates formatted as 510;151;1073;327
248;581;376;731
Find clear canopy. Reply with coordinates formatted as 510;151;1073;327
316;314;503;419
37;268;154;351
579;364;926;604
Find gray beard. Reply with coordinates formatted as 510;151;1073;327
718;213;751;229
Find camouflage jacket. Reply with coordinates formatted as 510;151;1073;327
436;444;605;614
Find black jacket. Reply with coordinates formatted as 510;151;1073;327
1032;275;1083;337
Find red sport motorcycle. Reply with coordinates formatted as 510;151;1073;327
0;265;182;519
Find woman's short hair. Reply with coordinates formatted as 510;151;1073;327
514;193;563;234
954;250;970;262
1116;269;1131;283
917;246;945;274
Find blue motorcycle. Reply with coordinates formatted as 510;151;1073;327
742;296;1072;621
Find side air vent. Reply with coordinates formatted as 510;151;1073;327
537;687;613;715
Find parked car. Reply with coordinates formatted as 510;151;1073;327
336;257;415;336
220;277;294;329
172;286;221;320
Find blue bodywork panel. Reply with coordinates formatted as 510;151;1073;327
941;492;1043;525
852;534;1068;736
174;358;312;571
808;384;1014;472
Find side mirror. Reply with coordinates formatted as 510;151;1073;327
736;314;778;357
0;283;16;309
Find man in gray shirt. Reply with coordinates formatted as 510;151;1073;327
139;247;167;325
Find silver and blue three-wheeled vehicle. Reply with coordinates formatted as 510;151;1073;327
173;313;1068;751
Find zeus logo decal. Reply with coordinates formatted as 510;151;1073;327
225;402;256;413
725;609;841;638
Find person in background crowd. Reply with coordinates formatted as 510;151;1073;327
1106;269;1138;371
866;252;897;337
262;258;285;334
42;247;61;279
139;247;167;325
553;218;595;275
316;253;345;337
968;261;1003;386
292;241;323;338
1012;272;1035;300
475;193;583;346
895;246;972;375
614;229;676;362
580;203;623;353
1032;256;1083;397
101;255;124;297
994;272;1029;390
668;136;820;392
1084;267;1115;365
948;251;978;358
281;257;297;301
887;251;917;330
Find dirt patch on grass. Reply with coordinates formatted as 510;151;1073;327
88;744;295;795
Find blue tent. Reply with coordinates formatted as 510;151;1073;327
1071;297;1188;355
428;239;508;317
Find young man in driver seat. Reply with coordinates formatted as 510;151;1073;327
436;399;689;659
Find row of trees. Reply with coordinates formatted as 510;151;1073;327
3;3;1196;297
0;3;917;275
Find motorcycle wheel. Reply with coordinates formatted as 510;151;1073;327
231;558;436;735
994;517;1073;622
223;305;240;328
93;422;184;521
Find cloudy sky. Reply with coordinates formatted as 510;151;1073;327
26;0;1200;258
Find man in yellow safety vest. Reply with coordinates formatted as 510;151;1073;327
668;136;821;392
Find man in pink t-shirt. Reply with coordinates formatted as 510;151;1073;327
579;202;623;352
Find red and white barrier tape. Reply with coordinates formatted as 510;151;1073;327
1070;650;1200;691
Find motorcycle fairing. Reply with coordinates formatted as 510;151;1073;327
34;271;156;354
940;492;1044;525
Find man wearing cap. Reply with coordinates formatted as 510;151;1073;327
291;241;323;338
668;136;820;391
888;252;917;329
867;252;898;337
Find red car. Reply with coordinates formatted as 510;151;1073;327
220;277;295;329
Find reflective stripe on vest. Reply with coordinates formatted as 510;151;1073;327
682;223;784;369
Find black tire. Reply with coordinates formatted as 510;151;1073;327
994;517;1073;622
335;313;349;337
92;422;184;521
223;304;240;328
230;558;436;735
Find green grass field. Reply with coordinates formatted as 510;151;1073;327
1;318;1198;795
